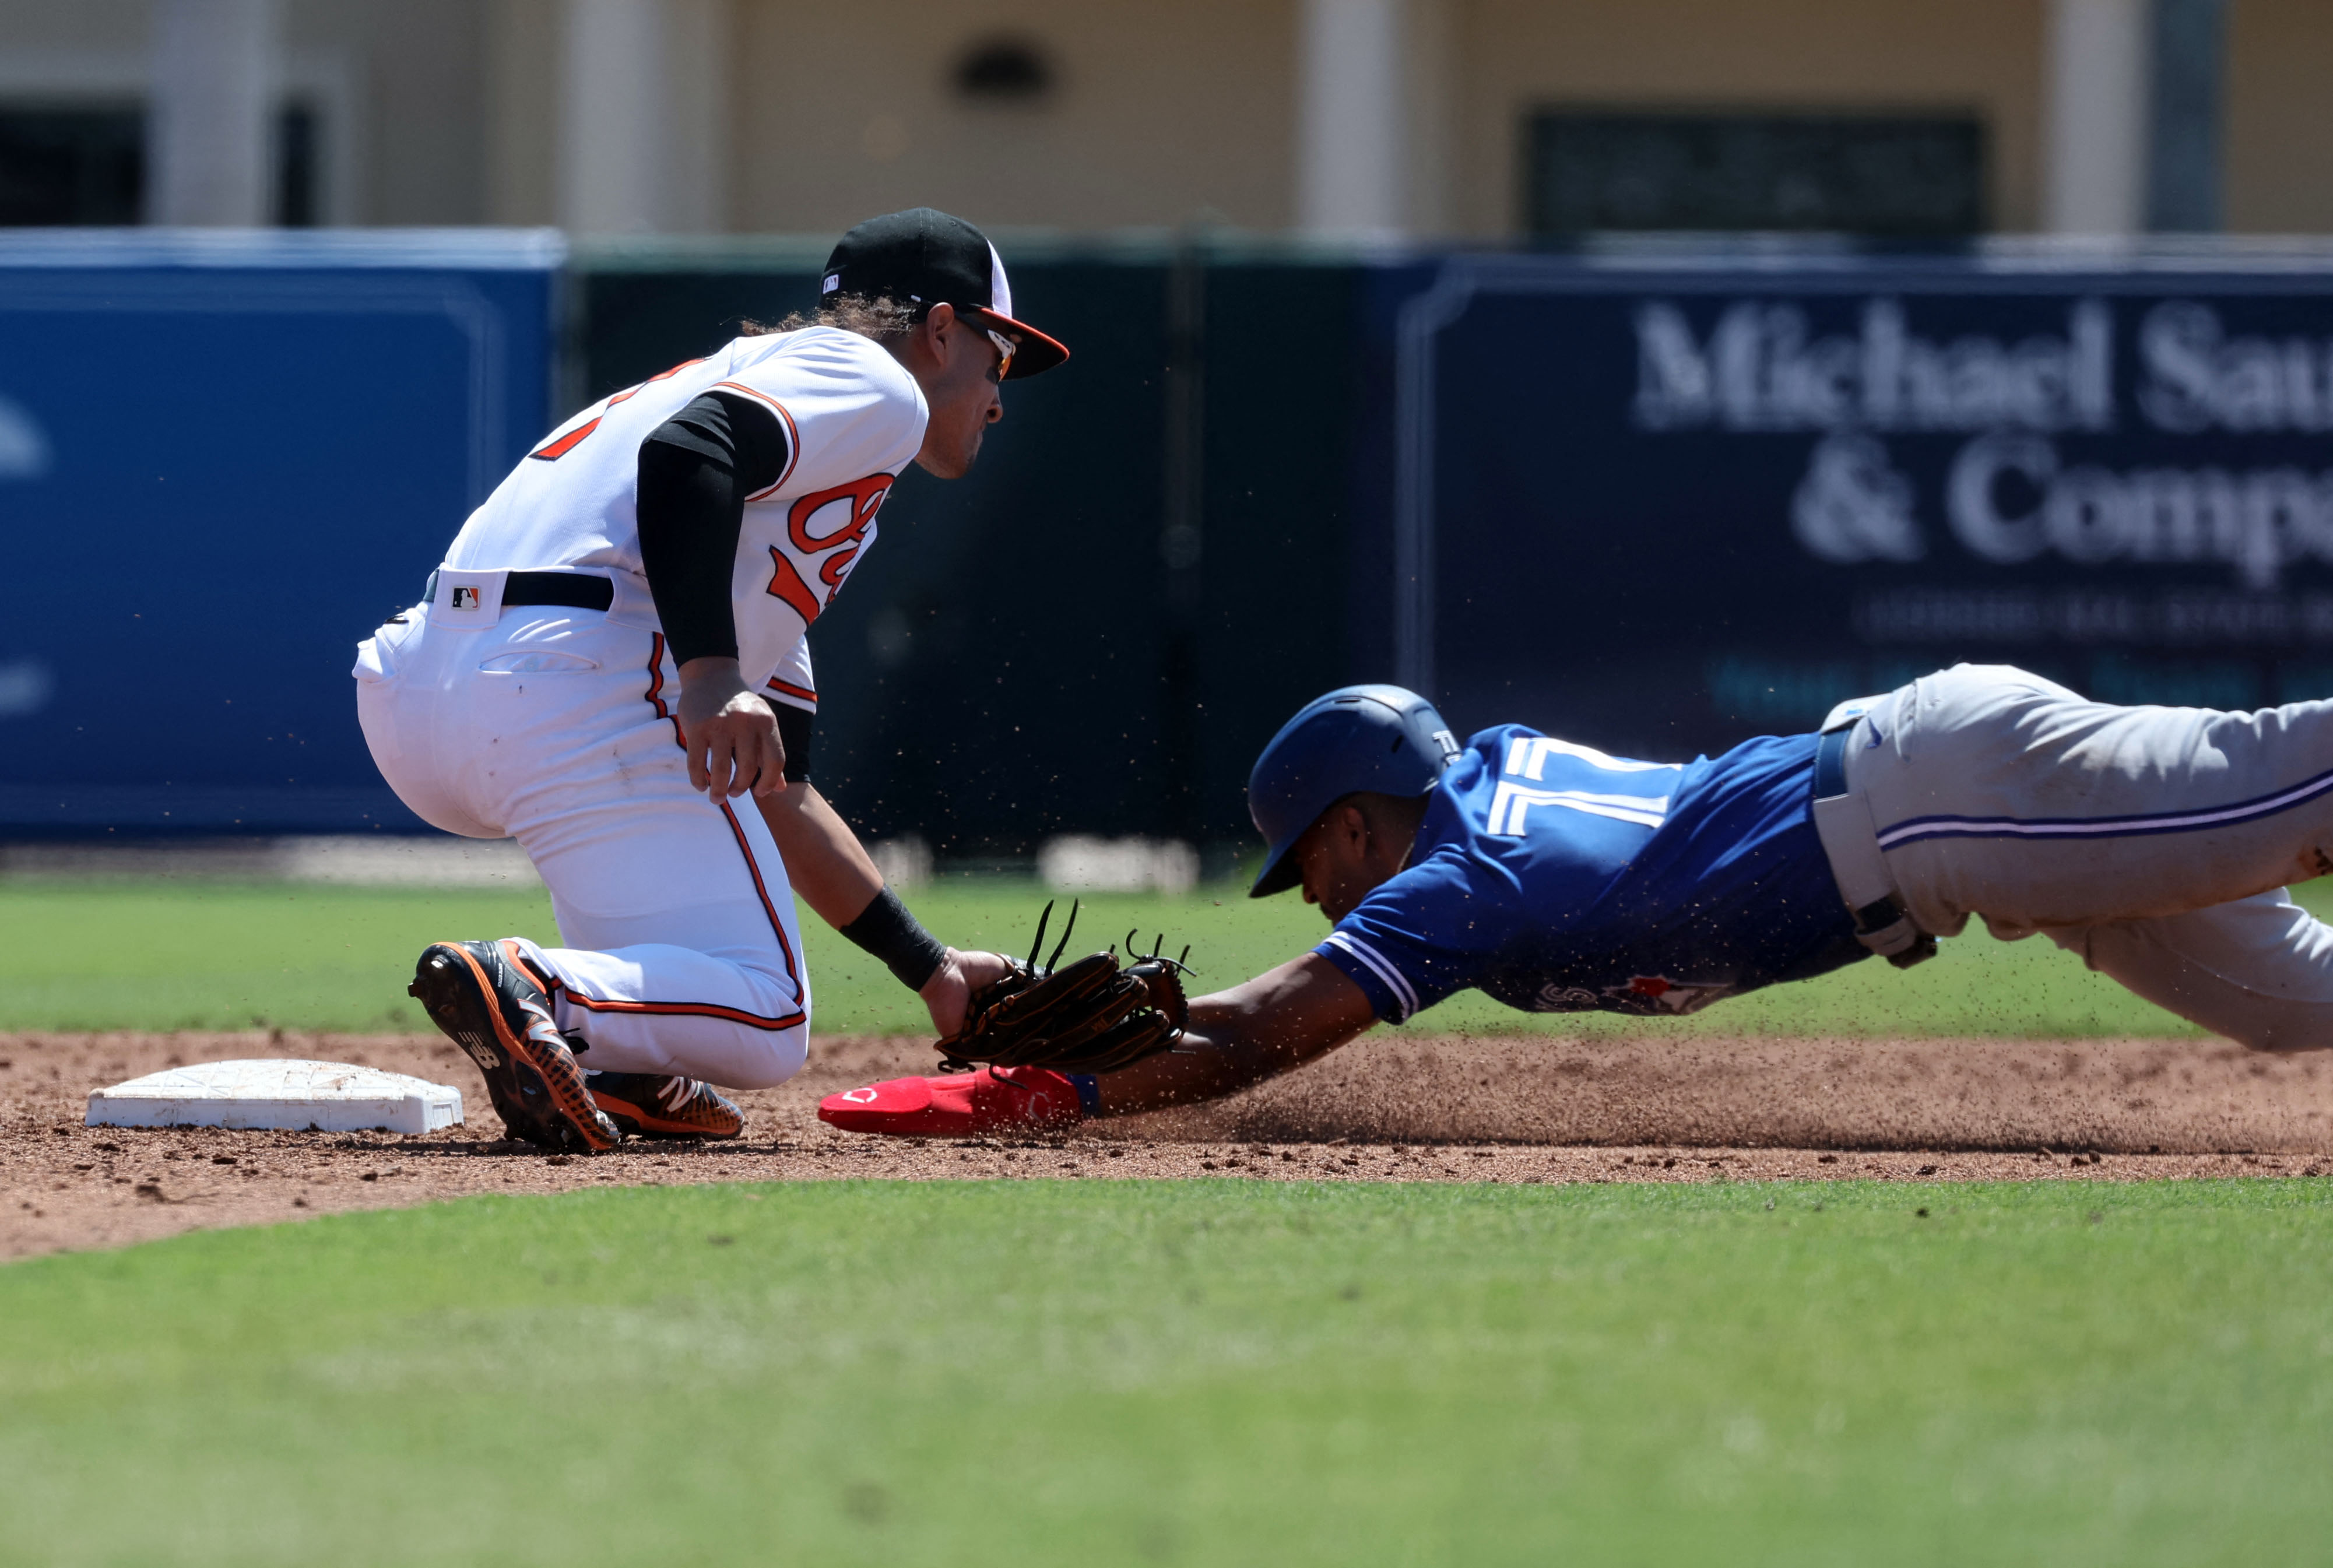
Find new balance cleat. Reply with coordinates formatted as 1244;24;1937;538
818;1066;1085;1138
588;1071;744;1139
409;939;621;1152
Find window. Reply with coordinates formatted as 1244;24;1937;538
275;100;319;227
1526;111;1986;238
0;108;143;226
0;99;324;226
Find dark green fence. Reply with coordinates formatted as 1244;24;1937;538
576;242;1371;859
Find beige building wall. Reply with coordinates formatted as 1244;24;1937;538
495;0;2057;239
287;0;491;225
0;0;491;225
1449;0;2048;237
7;0;2333;237
0;0;150;52
487;0;563;228
2224;0;2333;234
723;0;1296;234
484;0;1301;233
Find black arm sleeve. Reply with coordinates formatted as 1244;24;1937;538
767;695;813;783
635;391;791;667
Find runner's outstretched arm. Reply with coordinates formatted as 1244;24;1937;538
1088;954;1380;1116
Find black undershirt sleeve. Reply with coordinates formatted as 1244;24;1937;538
635;391;791;667
767;697;813;783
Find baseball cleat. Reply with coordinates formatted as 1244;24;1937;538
409;939;621;1152
818;1066;1084;1138
586;1071;744;1139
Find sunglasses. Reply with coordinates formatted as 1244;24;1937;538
984;327;1016;379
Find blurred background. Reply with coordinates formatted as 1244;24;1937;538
4;0;2332;887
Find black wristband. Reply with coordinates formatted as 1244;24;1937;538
837;885;948;993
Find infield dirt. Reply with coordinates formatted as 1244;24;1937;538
6;1027;2333;1259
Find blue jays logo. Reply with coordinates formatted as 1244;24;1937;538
1602;975;1731;1015
1532;983;1601;1012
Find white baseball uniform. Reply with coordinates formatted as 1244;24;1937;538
353;325;925;1088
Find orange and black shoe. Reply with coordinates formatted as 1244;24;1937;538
409;939;621;1152
586;1072;744;1139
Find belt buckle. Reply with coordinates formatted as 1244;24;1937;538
1853;895;1935;968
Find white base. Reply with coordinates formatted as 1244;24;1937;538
86;1059;464;1134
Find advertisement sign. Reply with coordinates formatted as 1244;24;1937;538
0;231;560;833
1388;252;2333;755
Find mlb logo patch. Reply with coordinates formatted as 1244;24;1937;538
821;272;841;294
427;569;503;629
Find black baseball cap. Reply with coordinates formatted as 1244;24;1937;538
820;208;1069;380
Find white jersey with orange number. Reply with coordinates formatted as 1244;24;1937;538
440;325;927;712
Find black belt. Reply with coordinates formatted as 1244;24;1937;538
1814;723;1938;969
1814;725;1853;801
424;569;613;611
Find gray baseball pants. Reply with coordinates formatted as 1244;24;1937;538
1835;663;2333;1050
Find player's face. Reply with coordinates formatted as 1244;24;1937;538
912;309;1007;480
1292;803;1407;924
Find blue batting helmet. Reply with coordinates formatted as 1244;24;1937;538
1246;684;1461;898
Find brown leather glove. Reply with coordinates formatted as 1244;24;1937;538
936;901;1189;1076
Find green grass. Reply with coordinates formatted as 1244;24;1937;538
0;881;563;1033
10;873;2326;1036
3;1179;2331;1565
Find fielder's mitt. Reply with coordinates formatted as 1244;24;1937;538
937;899;1190;1075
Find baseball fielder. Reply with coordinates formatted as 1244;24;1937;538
356;209;1061;1150
822;664;2333;1136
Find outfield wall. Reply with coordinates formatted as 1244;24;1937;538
0;230;562;838
574;243;1361;859
6;235;2332;852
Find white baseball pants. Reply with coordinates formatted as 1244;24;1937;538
354;601;810;1088
1838;663;2333;1050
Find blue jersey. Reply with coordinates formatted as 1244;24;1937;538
1315;726;1867;1022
